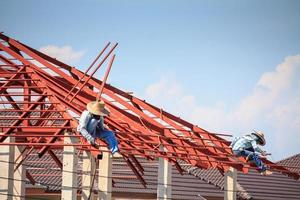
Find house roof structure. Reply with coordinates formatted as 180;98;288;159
180;154;300;200
237;154;300;200
24;152;300;199
111;153;300;200
0;33;299;195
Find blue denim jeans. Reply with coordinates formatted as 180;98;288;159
92;129;119;154
233;148;266;172
86;118;119;154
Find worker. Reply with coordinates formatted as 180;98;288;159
77;100;119;154
230;131;272;176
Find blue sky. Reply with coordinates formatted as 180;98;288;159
1;0;300;161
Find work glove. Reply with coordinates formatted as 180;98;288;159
91;141;100;149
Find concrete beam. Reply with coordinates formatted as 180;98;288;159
0;137;15;200
61;132;78;200
81;151;96;200
224;167;237;200
157;146;172;200
98;149;112;200
13;146;26;200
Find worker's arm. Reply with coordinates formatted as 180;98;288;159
96;116;105;131
251;140;264;154
77;111;95;144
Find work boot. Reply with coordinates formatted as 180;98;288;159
260;170;273;176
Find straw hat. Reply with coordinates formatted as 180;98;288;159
252;130;266;146
86;100;110;116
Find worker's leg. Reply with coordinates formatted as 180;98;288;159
96;130;119;154
243;147;267;171
233;149;266;172
252;155;266;172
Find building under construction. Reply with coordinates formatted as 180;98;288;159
0;33;299;200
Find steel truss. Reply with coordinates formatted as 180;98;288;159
0;33;298;194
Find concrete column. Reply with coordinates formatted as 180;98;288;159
224;167;237;200
98;149;112;200
81;150;96;200
157;146;172;200
0;137;15;200
13;146;26;200
61;132;78;200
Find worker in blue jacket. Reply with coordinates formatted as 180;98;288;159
77;100;119;154
230;130;272;176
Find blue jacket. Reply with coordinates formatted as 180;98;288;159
230;134;264;154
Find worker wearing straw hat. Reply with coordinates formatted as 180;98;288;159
77;100;118;154
230;130;272;176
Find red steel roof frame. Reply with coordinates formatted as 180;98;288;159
0;33;298;189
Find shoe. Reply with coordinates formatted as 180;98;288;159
260;170;273;176
91;142;100;149
245;154;252;162
110;152;121;158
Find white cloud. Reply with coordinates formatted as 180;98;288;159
146;77;182;99
233;55;300;125
39;45;85;64
145;75;229;131
144;54;300;160
257;55;299;94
